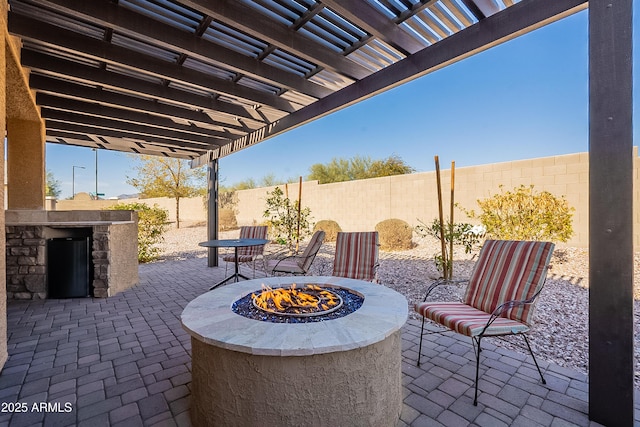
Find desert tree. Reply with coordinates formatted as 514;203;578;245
127;155;206;228
45;170;62;198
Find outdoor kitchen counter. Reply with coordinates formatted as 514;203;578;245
181;276;408;427
5;209;139;299
181;275;408;356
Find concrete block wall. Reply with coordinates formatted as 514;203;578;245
49;149;640;249
55;195;207;227
235;149;639;249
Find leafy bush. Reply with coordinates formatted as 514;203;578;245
313;220;342;242
219;208;237;231
263;186;312;251
109;202;169;263
463;185;574;242
375;219;413;251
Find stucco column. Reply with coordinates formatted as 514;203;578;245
0;0;9;370
7;117;45;209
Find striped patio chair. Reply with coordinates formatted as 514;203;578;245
265;230;326;276
222;225;268;278
415;240;555;405
332;231;379;282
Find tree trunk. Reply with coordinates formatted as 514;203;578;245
176;197;180;229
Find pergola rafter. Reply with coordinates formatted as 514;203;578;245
9;0;578;162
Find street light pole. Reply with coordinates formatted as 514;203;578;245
72;165;85;200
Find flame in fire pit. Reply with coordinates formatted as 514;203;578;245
251;284;343;317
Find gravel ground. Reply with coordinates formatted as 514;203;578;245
154;224;640;389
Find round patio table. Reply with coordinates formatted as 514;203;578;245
199;238;269;289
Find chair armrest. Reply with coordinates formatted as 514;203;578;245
422;279;468;302
479;285;545;336
264;246;293;263
271;254;300;270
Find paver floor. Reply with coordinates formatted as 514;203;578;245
0;256;636;426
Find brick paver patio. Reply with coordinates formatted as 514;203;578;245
0;256;635;426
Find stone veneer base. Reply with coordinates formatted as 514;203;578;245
182;276;408;426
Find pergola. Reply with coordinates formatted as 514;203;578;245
5;0;632;425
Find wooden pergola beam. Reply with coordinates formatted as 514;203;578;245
179;0;372;80
23;52;262;125
10;13;298;113
37;94;233;141
321;0;425;55
41;108;224;148
36;0;333;100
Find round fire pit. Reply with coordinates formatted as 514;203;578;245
250;283;345;317
181;276;408;427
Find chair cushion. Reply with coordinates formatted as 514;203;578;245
415;302;530;337
222;254;258;263
463;240;554;326
266;258;305;274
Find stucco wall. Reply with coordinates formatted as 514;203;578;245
105;222;139;296
0;0;8;370
190;330;402;427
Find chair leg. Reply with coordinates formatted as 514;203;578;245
472;335;483;406
522;334;546;384
417;316;426;367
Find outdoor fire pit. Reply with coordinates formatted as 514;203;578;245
181;276;408;426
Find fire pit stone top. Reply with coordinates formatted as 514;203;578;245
181;276;408;356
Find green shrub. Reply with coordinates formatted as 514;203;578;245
109;202;169;263
375;219;413;251
464;185;574;242
313;220;342;242
219;208;237;231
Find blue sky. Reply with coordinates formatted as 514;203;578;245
46;9;631;199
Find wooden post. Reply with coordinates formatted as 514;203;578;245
588;0;633;424
434;156;447;280
296;176;302;253
207;158;219;267
449;161;455;279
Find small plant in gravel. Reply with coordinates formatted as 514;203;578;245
376;219;413;251
415;219;485;277
263;186;312;251
109;202;169;263
313;220;342;242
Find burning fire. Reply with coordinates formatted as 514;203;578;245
251;283;341;316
